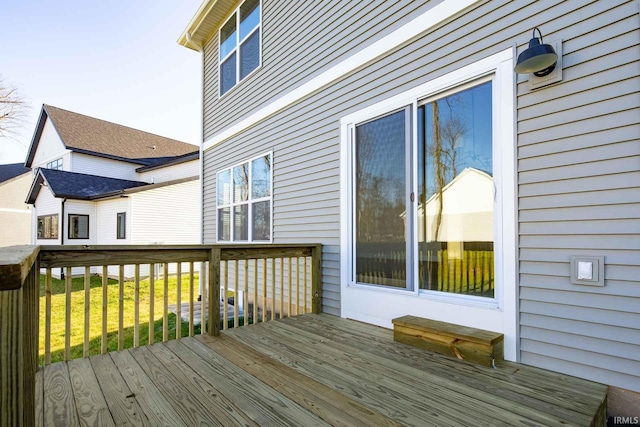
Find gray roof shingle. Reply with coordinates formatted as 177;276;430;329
0;163;31;183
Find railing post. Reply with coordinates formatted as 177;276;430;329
0;245;40;427
208;247;221;336
311;245;323;314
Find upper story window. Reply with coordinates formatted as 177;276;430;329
68;214;89;239
46;158;63;170
37;214;58;239
217;152;272;242
219;0;261;96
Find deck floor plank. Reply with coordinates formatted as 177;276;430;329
109;349;187;427
258;318;577;426
35;314;607;427
225;322;497;426
67;358;115;427
129;344;256;427
89;353;150;426
197;333;402;427
42;360;79;427
168;338;330;427
290;314;606;418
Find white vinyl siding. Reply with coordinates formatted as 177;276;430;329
70;152;140;181
31;119;69;170
136;160;199;183
200;0;640;391
96;198;130;244
130;180;200;245
33;187;61;245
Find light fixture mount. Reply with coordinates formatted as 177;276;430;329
514;27;558;77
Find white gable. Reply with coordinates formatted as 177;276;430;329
31;118;70;170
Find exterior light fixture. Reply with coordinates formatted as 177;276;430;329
514;28;558;77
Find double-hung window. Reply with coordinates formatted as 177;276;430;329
217;152;272;242
37;214;58;239
68;214;89;239
219;0;261;96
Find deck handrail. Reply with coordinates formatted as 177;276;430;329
0;243;322;426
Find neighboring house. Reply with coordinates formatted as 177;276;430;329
24;105;201;275
178;0;640;399
0;163;32;247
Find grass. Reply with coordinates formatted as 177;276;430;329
39;273;203;364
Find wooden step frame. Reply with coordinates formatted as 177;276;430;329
392;315;504;368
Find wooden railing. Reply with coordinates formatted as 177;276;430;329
0;243;322;426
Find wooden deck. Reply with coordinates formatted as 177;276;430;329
35;314;607;426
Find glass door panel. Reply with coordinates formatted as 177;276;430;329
355;109;409;288
417;81;495;297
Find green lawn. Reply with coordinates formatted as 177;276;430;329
39;273;202;364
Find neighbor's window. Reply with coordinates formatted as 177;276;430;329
68;214;89;239
117;212;126;239
219;0;261;96
217;152;272;242
46;158;63;170
37;214;58;239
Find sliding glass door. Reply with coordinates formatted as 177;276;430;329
354;108;410;289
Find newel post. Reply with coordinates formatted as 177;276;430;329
311;245;323;314
0;245;41;427
208;247;221;336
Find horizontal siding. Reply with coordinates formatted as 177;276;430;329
71;153;139;181
516;0;640;392
200;0;640;390
95;198;130;244
136;160;199;183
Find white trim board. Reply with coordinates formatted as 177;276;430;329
202;0;482;152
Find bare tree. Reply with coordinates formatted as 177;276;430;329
0;75;29;140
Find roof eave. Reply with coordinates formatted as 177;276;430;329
177;0;216;50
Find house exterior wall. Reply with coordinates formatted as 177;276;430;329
198;0;639;391
31;119;70;170
63;200;97;245
96;198;131;244
137;159;199;183
71;152;140;181
130;180;200;245
0;173;33;247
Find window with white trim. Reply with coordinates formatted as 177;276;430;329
219;0;261;96
217;152;272;242
46;158;63;170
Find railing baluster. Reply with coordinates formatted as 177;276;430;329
288;257;292;318
176;263;182;340
134;264;140;347
296;257;300;316
271;258;276;321
45;269;52;365
189;262;195;337
163;263;168;342
304;257;308;314
84;266;90;358
311;245;322;314
102;266;108;354
262;258;267;323
279;258;284;319
223;260;228;330
149;263;155;345
253;259;258;324
243;260;249;326
64;267;72;361
200;262;206;335
233;259;239;328
118;265;124;351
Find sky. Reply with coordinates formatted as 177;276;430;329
0;0;202;164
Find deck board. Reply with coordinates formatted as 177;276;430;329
36;314;608;426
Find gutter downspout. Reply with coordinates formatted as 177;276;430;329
186;32;206;300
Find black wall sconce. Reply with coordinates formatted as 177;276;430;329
514;28;558;76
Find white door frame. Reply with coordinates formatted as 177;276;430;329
339;48;518;361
